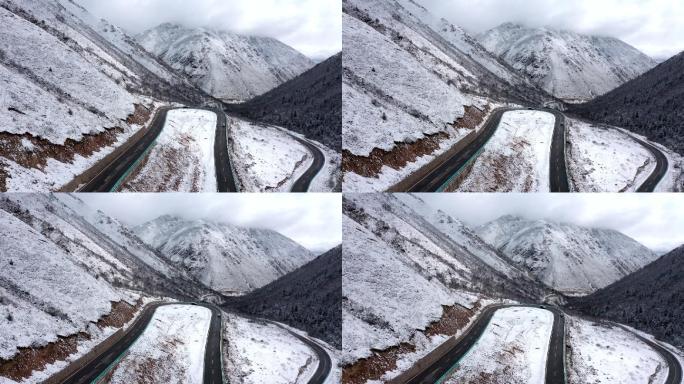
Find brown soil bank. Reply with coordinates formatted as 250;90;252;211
342;105;488;179
0;299;141;381
342;302;481;384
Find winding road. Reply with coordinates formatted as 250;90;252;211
405;108;570;193
78;107;237;192
289;134;326;192
264;319;333;383
60;302;224;384
631;135;668;192
403;304;566;384
617;325;683;384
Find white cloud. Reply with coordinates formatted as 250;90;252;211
416;0;684;59
417;193;684;252
76;0;341;59
77;193;342;253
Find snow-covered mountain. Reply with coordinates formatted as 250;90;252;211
476;215;659;295
477;23;656;102
0;0;206;192
133;215;315;294
137;23;314;102
342;194;549;367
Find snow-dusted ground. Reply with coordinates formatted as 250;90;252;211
122;109;217;192
566;118;656;192
443;307;553;384
280;129;341;192
227;118;312;192
456;110;555;192
566;316;669;384
223;314;320;384
104;305;211;384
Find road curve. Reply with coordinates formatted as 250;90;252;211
404;304;566;384
290;135;326;192
405;108;569;192
60;302;224;384
265;320;333;383
617;325;682;384
79;107;237;192
631;136;668;192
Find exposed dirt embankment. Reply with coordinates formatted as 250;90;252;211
342;105;488;179
0;299;141;381
341;302;480;384
0;104;153;192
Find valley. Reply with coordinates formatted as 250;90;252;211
341;194;684;384
0;194;342;383
341;0;684;192
0;0;341;192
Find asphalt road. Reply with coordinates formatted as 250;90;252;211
632;136;669;192
60;302;224;384
547;109;570;193
213;108;238;192
265;320;333;383
78;107;171;192
617;325;682;384
406;108;509;192
406;108;569;192
79;107;237;192
404;304;566;384
289;134;325;192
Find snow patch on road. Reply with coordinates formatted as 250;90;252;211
456;110;555;192
566;118;656;192
223;314;318;384
566;316;668;384
228;118;312;192
122;109;217;192
444;307;553;384
104;305;211;384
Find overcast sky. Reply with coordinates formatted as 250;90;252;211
418;193;684;252
417;0;684;59
78;193;341;253
76;0;341;60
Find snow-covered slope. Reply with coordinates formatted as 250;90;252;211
342;0;551;192
133;215;315;294
342;194;548;365
0;0;206;191
478;23;656;102
137;23;313;102
0;194;219;381
476;215;658;295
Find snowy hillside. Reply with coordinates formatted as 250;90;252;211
0;193;218;382
476;215;658;295
137;23;313;102
342;0;550;192
0;0;206;192
133;215;315;294
478;23;656;102
341;194;548;372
